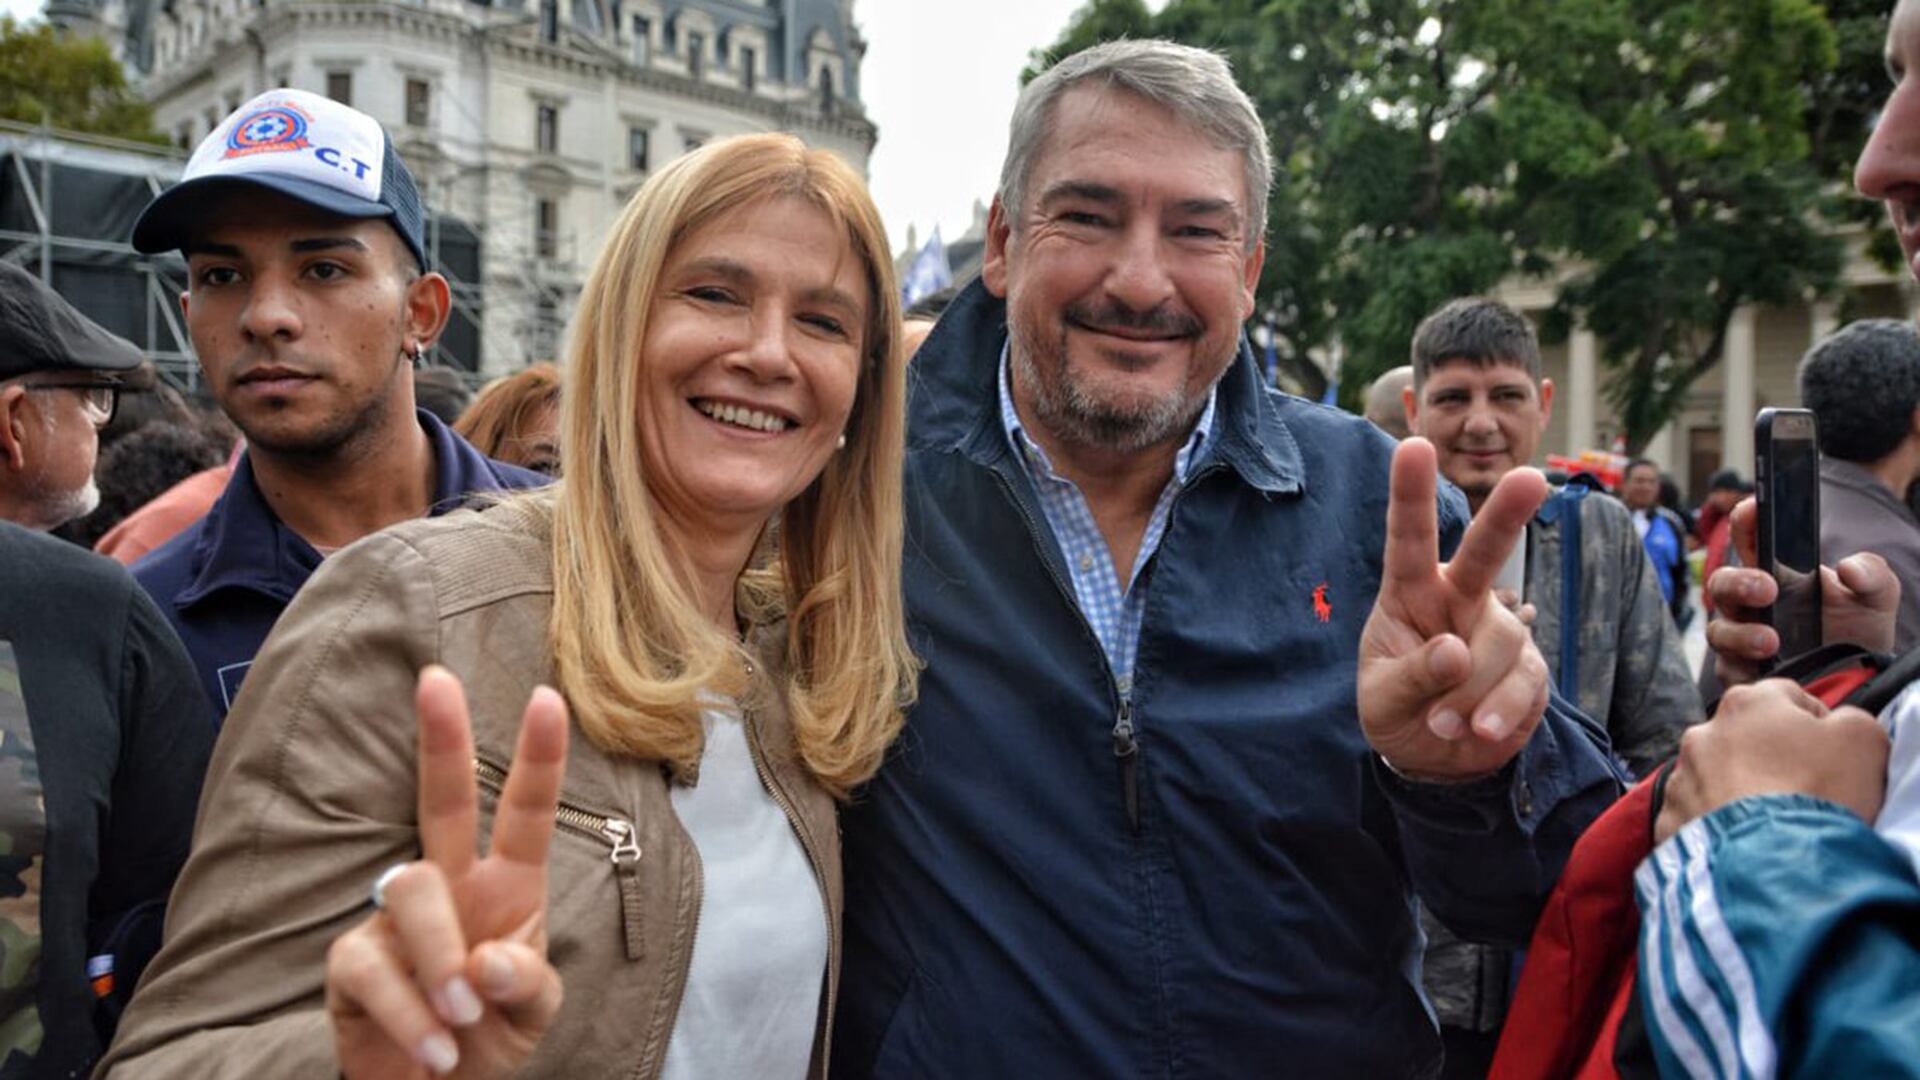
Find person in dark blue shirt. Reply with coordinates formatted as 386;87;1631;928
125;89;546;720
833;40;1620;1078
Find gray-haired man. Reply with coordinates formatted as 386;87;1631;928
835;40;1620;1076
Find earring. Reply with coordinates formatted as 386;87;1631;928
411;342;427;366
835;433;847;450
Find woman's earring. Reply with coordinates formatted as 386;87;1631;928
411;342;427;367
835;433;847;450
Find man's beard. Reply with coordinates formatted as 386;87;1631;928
1010;298;1225;454
33;475;98;531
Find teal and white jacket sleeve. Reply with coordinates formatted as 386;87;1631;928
1633;685;1920;1080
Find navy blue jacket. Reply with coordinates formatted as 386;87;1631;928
833;282;1624;1077
131;408;548;720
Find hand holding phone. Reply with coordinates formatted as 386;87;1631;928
1754;408;1823;664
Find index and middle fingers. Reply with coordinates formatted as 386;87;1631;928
1383;438;1548;600
415;669;572;874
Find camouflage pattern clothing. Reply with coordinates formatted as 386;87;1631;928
1423;489;1701;1042
0;521;211;1079
0;644;45;1076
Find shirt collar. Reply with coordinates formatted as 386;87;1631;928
175;408;528;609
995;340;1218;485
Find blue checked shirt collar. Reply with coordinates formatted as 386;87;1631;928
997;343;1216;693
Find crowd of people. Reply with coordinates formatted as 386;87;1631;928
2;8;1918;1080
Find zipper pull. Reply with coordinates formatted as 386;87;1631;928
1112;699;1141;834
599;818;646;962
600;819;642;866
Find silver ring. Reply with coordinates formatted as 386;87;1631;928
369;863;409;911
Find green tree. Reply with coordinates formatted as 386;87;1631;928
1029;0;1879;450
0;16;165;143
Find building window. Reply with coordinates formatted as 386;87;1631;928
627;126;649;171
538;0;557;43
224;89;242;113
818;66;834;115
686;31;703;80
406;78;431;128
204;108;220;136
535;198;558;258
271;65;291;88
740;45;755;92
535;104;558;153
326;70;352;106
532;295;562;357
631;15;649;65
176;123;193;150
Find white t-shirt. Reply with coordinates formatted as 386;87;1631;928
1876;683;1920;879
660;698;828;1080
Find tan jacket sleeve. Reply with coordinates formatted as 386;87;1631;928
99;532;440;1078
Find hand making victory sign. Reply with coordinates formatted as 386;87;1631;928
1357;438;1553;782
324;667;571;1078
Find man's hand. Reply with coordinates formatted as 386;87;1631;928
1358;438;1552;782
1655;678;1890;843
1706;497;1901;686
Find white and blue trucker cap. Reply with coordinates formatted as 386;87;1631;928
132;88;428;269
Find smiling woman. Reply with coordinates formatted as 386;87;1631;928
100;134;919;1080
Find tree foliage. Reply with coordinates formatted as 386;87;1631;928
1029;0;1891;452
0;17;165;144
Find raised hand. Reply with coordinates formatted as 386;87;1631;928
1357;438;1552;782
1705;496;1901;687
325;667;570;1078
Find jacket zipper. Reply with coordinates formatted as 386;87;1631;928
741;696;839;1070
473;757;647;959
988;466;1143;834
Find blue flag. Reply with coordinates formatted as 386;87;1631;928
901;226;952;307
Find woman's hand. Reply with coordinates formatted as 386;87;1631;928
324;667;571;1078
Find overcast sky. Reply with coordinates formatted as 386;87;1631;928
0;0;1113;253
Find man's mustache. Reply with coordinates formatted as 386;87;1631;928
1063;299;1203;339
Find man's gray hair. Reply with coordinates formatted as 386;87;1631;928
1000;39;1272;251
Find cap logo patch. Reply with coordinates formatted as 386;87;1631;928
226;105;311;158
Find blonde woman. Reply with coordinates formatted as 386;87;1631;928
100;133;916;1079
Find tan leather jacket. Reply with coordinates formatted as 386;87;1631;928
99;499;842;1079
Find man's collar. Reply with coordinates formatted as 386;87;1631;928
911;278;1299;494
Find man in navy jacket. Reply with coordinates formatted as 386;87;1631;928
833;40;1622;1076
125;89;545;720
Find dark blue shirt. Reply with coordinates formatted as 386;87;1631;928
833;281;1623;1077
131;409;548;720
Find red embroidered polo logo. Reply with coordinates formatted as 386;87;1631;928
1312;582;1332;623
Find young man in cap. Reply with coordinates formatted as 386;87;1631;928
128;89;546;722
0;264;142;531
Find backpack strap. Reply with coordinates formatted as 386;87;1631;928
1544;484;1588;702
1844;643;1920;714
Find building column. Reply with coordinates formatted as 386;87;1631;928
1723;305;1758;475
1567;324;1597;455
1811;299;1838;348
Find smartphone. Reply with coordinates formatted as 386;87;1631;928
1754;408;1822;664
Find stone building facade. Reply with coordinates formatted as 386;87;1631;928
60;0;876;374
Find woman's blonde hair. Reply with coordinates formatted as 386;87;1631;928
455;362;562;473
549;132;915;798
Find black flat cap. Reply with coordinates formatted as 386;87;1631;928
0;263;144;380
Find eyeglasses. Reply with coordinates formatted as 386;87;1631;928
18;381;120;426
